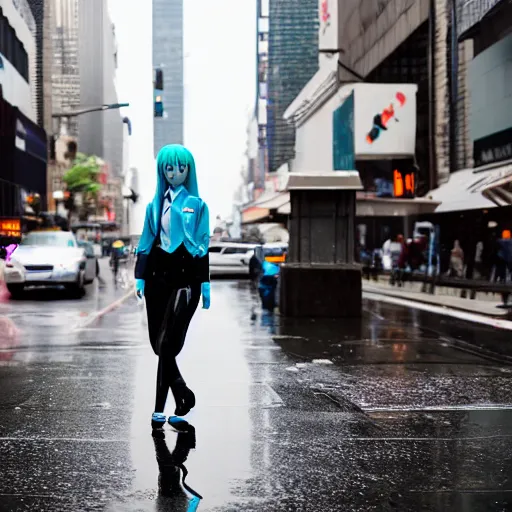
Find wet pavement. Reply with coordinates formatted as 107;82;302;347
1;277;512;511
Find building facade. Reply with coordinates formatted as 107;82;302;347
51;0;79;135
77;0;124;224
255;0;268;193
0;0;37;121
459;0;512;169
1;0;48;218
78;0;122;173
153;0;184;155
266;0;318;173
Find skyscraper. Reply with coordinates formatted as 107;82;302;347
267;0;318;173
153;0;184;156
51;0;80;136
78;0;123;178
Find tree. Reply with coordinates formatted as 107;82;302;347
62;153;102;222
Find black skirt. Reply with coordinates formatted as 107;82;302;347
136;243;209;288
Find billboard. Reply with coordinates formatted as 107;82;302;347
319;0;338;51
332;90;354;170
346;83;417;158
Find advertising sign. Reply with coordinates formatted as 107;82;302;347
319;0;338;51
332;90;354;170
353;83;418;158
474;126;512;167
0;218;22;245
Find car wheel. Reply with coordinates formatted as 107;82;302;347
7;284;24;298
66;271;85;297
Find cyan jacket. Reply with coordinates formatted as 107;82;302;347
135;145;210;281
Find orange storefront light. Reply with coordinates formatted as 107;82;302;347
393;170;404;197
405;172;415;194
394;169;415;198
502;230;511;239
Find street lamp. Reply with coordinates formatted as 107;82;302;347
52;102;130;119
52;103;130;136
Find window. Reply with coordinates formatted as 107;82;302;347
0;10;29;82
21;232;76;247
223;247;249;255
208;247;222;253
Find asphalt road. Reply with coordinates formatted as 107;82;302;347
1;277;512;511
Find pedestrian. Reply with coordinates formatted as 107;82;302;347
258;259;279;311
449;240;464;278
496;231;512;307
390;234;407;286
0;248;9;302
110;240;125;285
134;144;211;430
96;258;107;289
473;240;484;279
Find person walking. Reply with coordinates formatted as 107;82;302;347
134;145;211;429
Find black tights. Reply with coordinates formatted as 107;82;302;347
146;277;201;413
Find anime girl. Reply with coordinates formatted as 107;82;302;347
134;145;211;429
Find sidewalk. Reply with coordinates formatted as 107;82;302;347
363;278;509;318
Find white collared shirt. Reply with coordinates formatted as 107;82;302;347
160;186;181;251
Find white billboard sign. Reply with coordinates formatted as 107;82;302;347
319;0;338;51
0;52;35;121
352;83;418;158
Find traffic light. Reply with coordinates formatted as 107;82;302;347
154;94;163;117
154;68;164;118
155;68;163;90
64;190;75;210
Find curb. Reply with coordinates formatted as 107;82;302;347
72;286;135;331
363;284;507;318
363;291;512;331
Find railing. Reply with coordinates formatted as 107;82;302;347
363;266;512;300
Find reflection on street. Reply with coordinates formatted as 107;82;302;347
153;422;202;512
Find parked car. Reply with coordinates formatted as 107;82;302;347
208;242;259;277
4;231;96;296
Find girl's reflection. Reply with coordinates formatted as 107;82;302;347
152;421;202;511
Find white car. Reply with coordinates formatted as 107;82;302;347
4;231;96;296
208;242;258;277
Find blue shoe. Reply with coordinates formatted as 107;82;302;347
151;412;166;430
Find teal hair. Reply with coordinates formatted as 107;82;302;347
138;144;200;254
155;144;199;200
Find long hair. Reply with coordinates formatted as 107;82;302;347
137;145;200;255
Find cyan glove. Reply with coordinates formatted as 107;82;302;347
135;278;145;299
201;282;210;310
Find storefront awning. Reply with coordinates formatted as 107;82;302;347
245;193;438;218
472;162;512;207
356;195;439;217
254;192;290;210
242;206;270;224
242;192;290;224
427;160;512;212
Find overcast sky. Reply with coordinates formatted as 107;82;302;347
108;0;256;229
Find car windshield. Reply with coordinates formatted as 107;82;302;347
21;232;76;247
